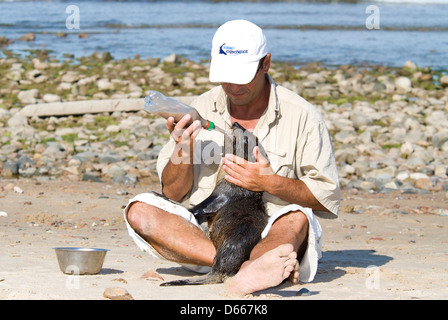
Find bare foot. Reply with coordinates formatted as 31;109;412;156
224;244;299;296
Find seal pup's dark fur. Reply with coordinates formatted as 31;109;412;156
161;122;269;286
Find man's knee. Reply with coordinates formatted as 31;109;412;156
270;210;309;259
126;201;151;232
273;210;308;233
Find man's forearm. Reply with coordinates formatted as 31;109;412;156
161;146;194;202
264;174;330;213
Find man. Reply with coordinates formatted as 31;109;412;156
124;20;340;296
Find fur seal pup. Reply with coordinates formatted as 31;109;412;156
161;122;269;286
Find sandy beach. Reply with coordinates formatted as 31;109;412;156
1;178;446;300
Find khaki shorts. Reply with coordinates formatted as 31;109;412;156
123;191;322;282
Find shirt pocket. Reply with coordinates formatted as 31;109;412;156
266;148;297;179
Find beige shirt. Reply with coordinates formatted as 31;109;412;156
156;75;340;219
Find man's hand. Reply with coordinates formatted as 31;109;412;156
222;146;274;192
166;114;201;164
166;114;201;145
223;146;330;212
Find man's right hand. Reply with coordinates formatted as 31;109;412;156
166;114;201;146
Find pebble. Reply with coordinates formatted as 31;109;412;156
395;76;412;93
296;288;312;296
13;186;24;194
103;287;134;300
140;270;164;281
0;211;8;217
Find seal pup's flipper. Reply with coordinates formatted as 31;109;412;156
160;272;223;286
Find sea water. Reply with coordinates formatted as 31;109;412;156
0;0;447;69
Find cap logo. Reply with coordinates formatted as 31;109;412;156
219;43;248;56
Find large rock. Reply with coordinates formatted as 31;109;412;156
20;97;196;118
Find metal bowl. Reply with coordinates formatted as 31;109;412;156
54;247;109;275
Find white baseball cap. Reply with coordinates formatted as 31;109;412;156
209;20;268;85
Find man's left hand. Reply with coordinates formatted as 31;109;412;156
222;146;274;191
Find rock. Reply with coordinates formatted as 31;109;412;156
358;131;373;144
104;164;126;178
92;51;113;62
140;270;164;281
42;142;65;158
32;58;49;70
0;36;13;47
7;112;29;128
20;33;35;41
296;288;312;296
99;153;125;164
196;77;210;85
395;76;412;93
396;171;410;181
414;177;433;190
440;75;448;88
0;144;18;155
17;155;34;171
103;287;134;300
0;108;11;120
403;60;417;72
133;138;152;151
351;112;373;129
18;89;39;104
434;165;446;177
61;71;80;83
425;110;447;127
56;32;67;38
340;164;356;177
182;76;196;89
334;130;357;144
419;74;432;81
0;211;8;217
400;141;414;156
163;53;179;64
19;167;37;177
97;78;114;91
20;98;145;117
13;186;24;194
105;124;120;133
2;160;19;176
43;93;62;103
359;181;376;191
384;181;399;190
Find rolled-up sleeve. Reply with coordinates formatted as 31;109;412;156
298;119;340;218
